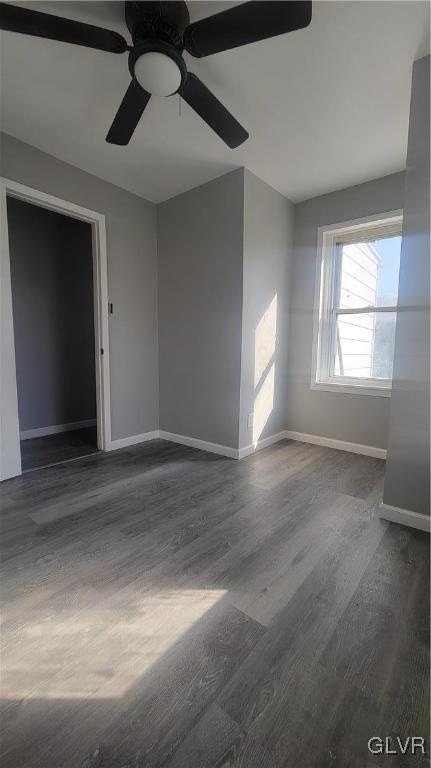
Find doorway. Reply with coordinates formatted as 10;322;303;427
0;179;111;480
8;197;98;471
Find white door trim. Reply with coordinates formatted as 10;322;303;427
0;177;112;480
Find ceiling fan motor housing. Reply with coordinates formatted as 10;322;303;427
125;1;190;47
125;2;189;96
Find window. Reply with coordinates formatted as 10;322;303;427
312;212;403;396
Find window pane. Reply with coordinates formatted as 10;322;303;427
334;312;397;380
338;236;401;310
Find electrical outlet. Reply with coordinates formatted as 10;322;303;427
247;413;253;429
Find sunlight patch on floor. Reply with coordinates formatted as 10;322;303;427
1;588;226;699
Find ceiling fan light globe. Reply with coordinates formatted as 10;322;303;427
134;51;182;97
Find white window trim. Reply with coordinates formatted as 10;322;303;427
311;210;403;398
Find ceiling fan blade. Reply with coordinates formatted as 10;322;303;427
180;73;248;149
184;1;312;58
106;81;151;145
0;3;128;53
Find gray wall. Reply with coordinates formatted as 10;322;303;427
2;134;420;457
239;169;294;448
0;133;158;440
384;57;430;516
7;197;96;432
286;171;405;449
158;170;244;448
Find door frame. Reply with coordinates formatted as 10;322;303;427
0;177;112;480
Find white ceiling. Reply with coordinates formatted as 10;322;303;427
1;1;429;203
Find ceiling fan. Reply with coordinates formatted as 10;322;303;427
0;1;312;148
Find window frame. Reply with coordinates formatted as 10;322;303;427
311;210;403;397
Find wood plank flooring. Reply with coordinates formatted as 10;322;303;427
20;426;98;472
0;438;429;767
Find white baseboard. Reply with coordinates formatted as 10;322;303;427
378;503;430;532
109;430;159;450
110;428;284;460
108;428;237;458
238;431;287;460
107;427;387;463
283;430;387;460
158;430;238;459
20;419;96;440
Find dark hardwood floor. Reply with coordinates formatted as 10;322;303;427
0;438;429;767
20;426;99;472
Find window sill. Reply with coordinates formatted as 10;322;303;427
311;380;392;397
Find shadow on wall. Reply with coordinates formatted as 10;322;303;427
253;294;277;445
